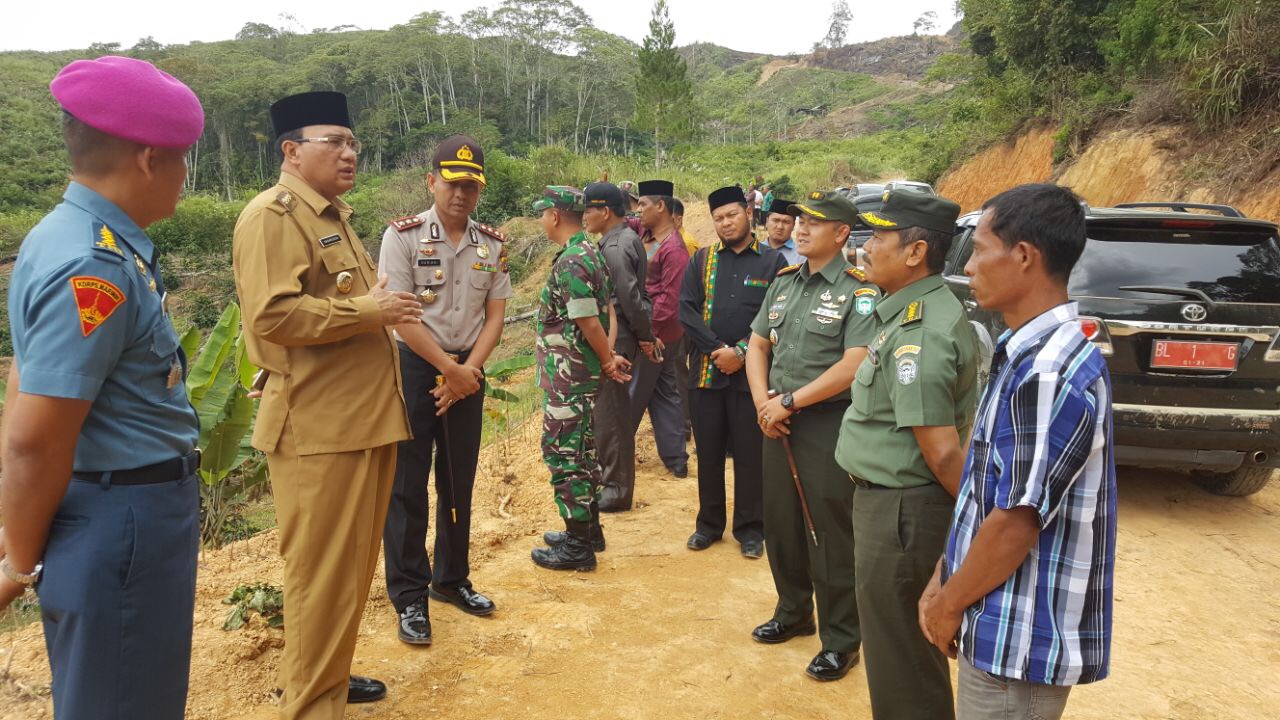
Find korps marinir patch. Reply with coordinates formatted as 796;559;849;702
70;276;126;336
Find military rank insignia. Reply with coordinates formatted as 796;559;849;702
69;276;125;336
901;300;924;325
92;223;125;258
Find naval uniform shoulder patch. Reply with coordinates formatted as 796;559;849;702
91;223;126;261
69;275;126;336
475;222;507;242
845;266;867;281
901;300;924;326
391;215;425;232
776;263;802;276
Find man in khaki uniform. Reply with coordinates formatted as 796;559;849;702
379;135;510;643
233;91;420;719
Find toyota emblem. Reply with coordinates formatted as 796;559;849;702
1181;303;1208;322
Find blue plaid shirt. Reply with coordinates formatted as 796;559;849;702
943;303;1117;686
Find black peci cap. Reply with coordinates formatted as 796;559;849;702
638;180;674;198
270;91;352;138
708;186;747;212
767;199;796;217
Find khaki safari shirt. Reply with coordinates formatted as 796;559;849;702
233;172;410;455
750;256;880;400
836;274;979;488
379;206;514;352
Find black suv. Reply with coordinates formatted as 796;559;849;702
943;202;1280;496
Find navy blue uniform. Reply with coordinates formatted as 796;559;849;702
9;182;200;720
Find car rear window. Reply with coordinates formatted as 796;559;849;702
1070;226;1280;303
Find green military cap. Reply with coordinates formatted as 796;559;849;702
859;189;961;235
531;185;585;212
788;190;860;227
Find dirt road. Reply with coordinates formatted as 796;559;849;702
2;416;1278;719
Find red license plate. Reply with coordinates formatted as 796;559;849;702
1151;340;1240;371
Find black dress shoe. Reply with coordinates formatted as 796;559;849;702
751;618;817;644
397;599;432;645
347;675;387;703
740;540;764;559
686;532;718;551
805;649;860;681
429;585;496;616
668;464;688;478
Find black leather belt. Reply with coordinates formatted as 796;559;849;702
849;474;885;490
73;450;201;486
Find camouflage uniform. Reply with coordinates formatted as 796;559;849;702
536;228;614;522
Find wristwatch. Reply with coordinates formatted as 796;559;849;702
1;557;42;587
733;345;747;360
780;392;796;410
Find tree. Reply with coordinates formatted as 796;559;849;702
633;0;694;168
235;22;279;41
815;0;852;51
913;11;938;36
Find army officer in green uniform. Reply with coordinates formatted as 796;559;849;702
745;191;880;682
835;189;977;719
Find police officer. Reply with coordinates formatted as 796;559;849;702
234;91;419;717
581;182;654;513
1;56;203;719
745;191;880;682
835;189;977;719
380;135;511;640
529;186;629;570
678;186;787;558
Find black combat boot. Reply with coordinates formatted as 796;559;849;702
542;501;606;552
532;519;597;571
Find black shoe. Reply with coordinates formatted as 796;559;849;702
396;599;432;645
428;585;496;617
347;675;387;703
740;540;764;559
669;464;688;479
532;524;597;571
686;532;718;551
751;618;817;644
805;649;860;682
544;525;606;552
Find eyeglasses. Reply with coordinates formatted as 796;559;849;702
296;136;362;155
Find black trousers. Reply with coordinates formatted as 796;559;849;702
689;387;764;543
384;345;484;613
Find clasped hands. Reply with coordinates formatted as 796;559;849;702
755;392;792;439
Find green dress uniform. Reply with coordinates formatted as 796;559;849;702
750;255;880;655
835;272;979;719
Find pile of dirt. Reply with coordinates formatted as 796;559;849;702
807;33;961;81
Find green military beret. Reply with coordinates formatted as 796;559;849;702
788;190;859;227
531;185;585;213
858;189;961;235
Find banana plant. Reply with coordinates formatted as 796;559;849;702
182;302;268;546
484;354;535;402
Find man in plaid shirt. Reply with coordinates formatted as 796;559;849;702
920;184;1117;720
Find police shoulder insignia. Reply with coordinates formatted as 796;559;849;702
475;222;507;242
845;266;868;281
391;215;425;232
901;300;924;325
275;190;295;213
776;263;802;276
69;275;126;336
91;223;126;260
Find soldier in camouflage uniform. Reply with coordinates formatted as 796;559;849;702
530;186;631;571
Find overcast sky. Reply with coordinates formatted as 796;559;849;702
5;1;960;55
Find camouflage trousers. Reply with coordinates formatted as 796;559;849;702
541;387;602;522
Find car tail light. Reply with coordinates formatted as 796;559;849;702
1080;316;1114;356
1160;219;1215;229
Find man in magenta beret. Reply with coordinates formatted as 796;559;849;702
1;55;204;719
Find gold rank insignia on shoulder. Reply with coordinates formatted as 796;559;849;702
275;190;295;212
475;222;507;242
845;266;868;281
776;263;802;276
92;223;125;259
901;300;924;325
336;271;354;293
391;215;425;232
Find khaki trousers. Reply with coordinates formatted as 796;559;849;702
268;422;397;720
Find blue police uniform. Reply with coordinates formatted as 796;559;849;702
9;181;201;720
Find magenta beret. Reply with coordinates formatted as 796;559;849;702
50;55;204;148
